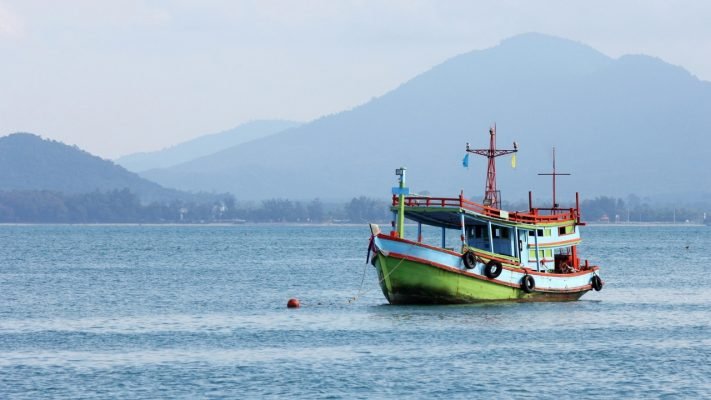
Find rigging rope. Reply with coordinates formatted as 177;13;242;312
348;255;405;304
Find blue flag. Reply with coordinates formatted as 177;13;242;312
462;153;469;168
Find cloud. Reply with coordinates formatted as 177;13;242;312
0;2;24;38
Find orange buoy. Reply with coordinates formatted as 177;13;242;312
287;298;300;308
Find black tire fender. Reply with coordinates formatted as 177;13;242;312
591;275;603;291
462;251;476;269
521;274;535;293
484;260;503;279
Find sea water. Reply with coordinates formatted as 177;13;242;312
0;225;709;399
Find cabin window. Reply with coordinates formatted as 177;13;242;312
529;249;553;259
544;229;552;237
559;226;574;235
475;226;483;238
528;229;544;237
491;228;510;239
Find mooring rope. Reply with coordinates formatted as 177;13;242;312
347;255;405;304
352;258;369;300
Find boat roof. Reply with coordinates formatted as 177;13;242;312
392;195;579;229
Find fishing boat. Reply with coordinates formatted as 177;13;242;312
368;126;603;304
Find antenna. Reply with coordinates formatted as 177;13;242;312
465;124;518;209
537;147;570;209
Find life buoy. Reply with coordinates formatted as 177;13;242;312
521;275;535;293
484;260;503;279
591;275;603;291
462;251;476;269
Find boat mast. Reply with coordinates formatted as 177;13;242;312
465;125;518;209
393;167;408;237
538;147;570;209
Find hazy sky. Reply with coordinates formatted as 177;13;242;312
1;0;709;158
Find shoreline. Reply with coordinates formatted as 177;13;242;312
584;222;706;227
0;222;705;227
0;222;383;227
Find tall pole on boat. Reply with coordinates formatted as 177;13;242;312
394;167;407;238
465;125;518;209
538;147;570;209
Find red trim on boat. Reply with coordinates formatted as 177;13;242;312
377;233;599;277
394;196;579;225
382;251;593;294
527;237;581;248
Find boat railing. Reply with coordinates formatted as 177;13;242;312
393;195;578;224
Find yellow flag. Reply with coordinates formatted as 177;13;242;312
511;153;517;169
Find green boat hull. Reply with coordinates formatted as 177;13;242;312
374;253;586;304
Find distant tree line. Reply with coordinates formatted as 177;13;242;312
0;190;392;223
484;195;709;224
579;195;707;223
0;190;706;224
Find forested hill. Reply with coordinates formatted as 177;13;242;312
0;133;191;202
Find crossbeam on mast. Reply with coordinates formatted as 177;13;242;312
537;147;570;209
465;125;517;209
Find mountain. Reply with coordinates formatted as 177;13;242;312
115;120;301;172
0;133;196;202
141;33;711;202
